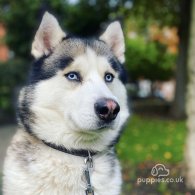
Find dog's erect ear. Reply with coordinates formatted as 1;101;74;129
31;12;66;59
100;21;125;63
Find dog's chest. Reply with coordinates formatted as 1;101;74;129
26;151;121;195
31;156;85;194
3;131;122;195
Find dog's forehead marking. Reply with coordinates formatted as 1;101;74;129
67;47;115;77
58;39;117;72
58;38;111;59
86;47;98;68
84;47;111;71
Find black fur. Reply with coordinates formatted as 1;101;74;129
29;55;73;84
109;58;127;84
29;54;54;84
17;86;35;134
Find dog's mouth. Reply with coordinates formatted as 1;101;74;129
77;122;114;132
96;121;114;131
69;113;115;132
75;122;113;143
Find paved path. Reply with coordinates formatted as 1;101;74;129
0;125;16;172
0;125;16;194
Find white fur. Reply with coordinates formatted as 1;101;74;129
100;22;125;63
31;12;66;59
3;130;122;195
28;48;129;151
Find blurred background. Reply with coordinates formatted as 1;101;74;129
1;0;195;194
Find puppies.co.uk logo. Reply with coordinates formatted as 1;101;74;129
151;163;169;177
137;163;183;185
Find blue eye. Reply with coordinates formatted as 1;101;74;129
65;72;81;82
105;73;114;83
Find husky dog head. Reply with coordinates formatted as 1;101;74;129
18;12;129;151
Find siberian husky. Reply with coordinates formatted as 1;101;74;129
3;12;129;195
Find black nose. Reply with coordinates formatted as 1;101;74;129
94;98;120;122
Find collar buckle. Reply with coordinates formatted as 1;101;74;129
84;151;93;169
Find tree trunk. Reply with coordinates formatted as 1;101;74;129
185;0;195;189
171;0;191;119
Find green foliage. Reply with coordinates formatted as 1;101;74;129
1;0;39;59
131;0;180;27
0;59;28;113
125;37;177;81
0;0;118;59
0;0;181;60
117;115;187;164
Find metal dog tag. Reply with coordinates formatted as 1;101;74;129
85;169;94;195
85;188;94;195
84;151;94;195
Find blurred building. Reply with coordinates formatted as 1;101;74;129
153;80;176;102
138;78;152;98
149;25;179;54
0;23;9;62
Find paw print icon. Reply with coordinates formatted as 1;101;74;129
151;164;169;177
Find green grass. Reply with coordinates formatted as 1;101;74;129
117;114;187;164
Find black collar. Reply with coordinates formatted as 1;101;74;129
42;140;98;158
